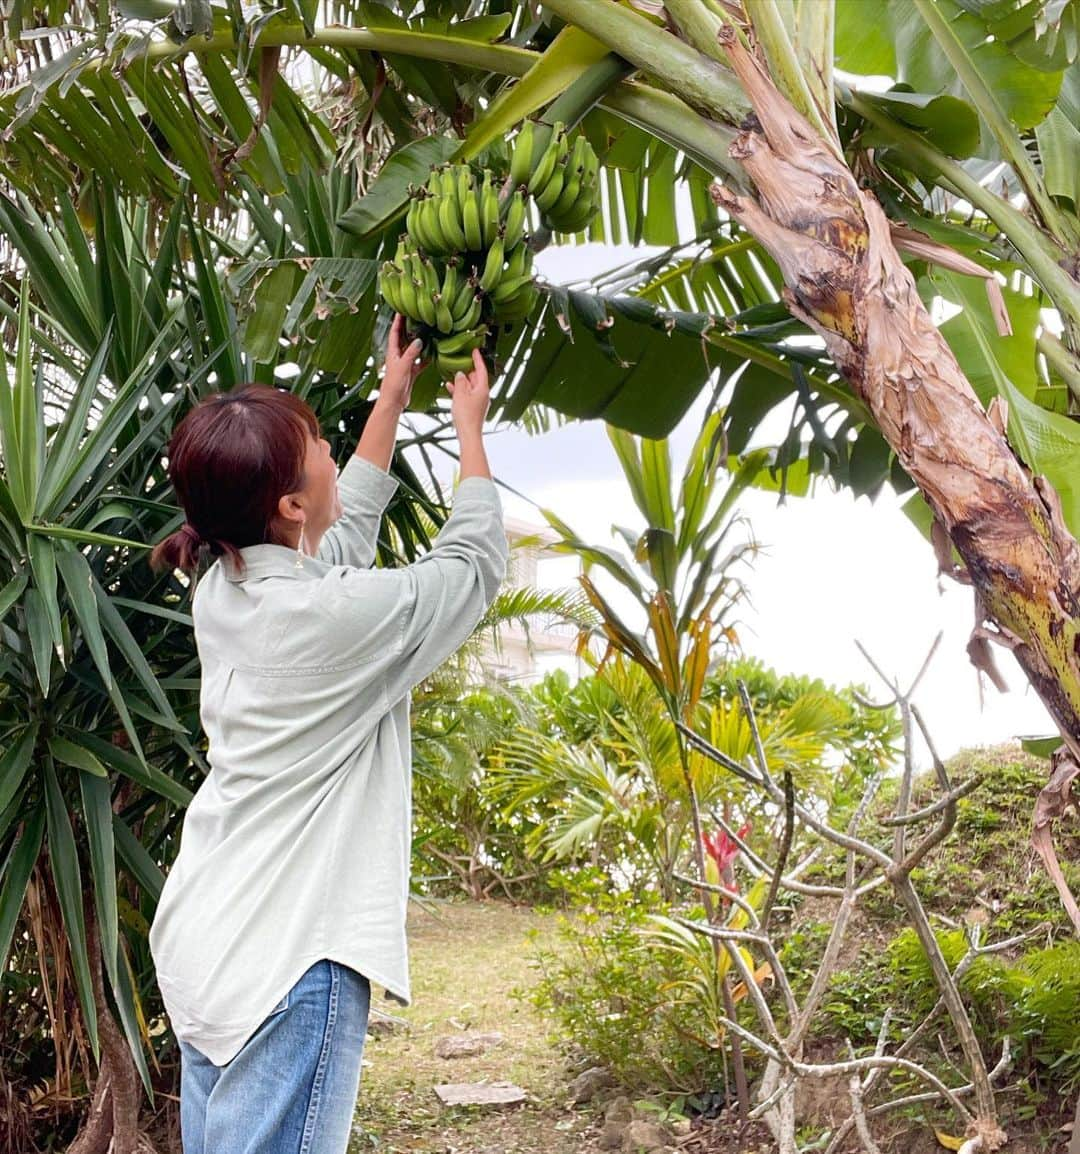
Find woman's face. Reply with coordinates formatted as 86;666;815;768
291;431;342;553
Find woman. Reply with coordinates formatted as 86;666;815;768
147;317;507;1154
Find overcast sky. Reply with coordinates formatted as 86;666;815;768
408;238;1058;766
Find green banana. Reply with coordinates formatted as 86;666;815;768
559;195;599;234
509;121;535;188
406;200;423;244
491;272;534;306
480;171;499;249
504;241;532;281
434;292;454;334
423;197;454;255
502;190;527;251
424;197;451;254
456;293;483;331
397;272;420;322
437;348;478;377
534;161;567;213
478;234;505;293
408;198;432;252
452;279;479;324
441;258;461;307
491;281;538;323
548;137;589;219
409;256;438;323
438;184;467;251
456;166;472;214
378;264;401;312
463;187;483;251
437;325;487;356
424;258;442;299
393;232;417;264
527;125;561;197
548;166;582;222
415;284;437;328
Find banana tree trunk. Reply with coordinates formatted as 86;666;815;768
703;31;1080;939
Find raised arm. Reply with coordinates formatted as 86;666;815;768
384;349;505;702
316;315;426;568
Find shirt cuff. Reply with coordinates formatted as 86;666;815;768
338;454;399;508
453;476;502;506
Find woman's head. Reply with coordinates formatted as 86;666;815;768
150;384;341;577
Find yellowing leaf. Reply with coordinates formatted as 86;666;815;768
934;1130;966;1150
731;962;772;1003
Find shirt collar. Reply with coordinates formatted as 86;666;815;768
220;543;322;583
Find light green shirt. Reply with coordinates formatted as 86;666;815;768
148;455;507;1065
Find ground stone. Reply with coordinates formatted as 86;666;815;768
621;1118;673;1152
434;1031;504;1059
605;1097;634;1123
598;1098;635;1150
567;1065;614;1104
366;1011;409;1038
432;1081;527;1109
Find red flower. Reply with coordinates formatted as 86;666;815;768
702;823;751;875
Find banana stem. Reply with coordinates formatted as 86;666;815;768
541;53;636;132
540;0;750;124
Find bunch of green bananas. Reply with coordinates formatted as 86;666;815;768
509;120;600;235
379;160;542;377
378;237;489;376
406;165;528;257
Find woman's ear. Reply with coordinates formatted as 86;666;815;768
276;490;306;527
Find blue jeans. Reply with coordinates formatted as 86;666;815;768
179;959;371;1154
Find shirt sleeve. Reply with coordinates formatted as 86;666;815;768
383;476;508;706
316;454;399;569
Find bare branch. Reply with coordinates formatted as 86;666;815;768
905;631;944;699
738;678;777;789
879;777;981;826
911;701;952;792
847;1038;885;1154
672;872;760;927
763;769;795;933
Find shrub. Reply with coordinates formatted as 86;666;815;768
529;870;736;1097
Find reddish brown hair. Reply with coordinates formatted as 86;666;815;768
150;384;320;579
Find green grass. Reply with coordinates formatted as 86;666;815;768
349;900;598;1153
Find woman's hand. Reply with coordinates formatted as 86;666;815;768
380;315;426;414
444;349;491;440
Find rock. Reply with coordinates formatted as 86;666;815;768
598;1098;634;1149
605;1097;634;1123
366;1011;408;1038
598;1121;628;1150
567;1065;614;1104
434;1031;504;1059
433;1081;527;1109
622;1118;673;1152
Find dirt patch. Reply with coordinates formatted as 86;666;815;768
349;899;599;1153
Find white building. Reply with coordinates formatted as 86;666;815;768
481;516;591;685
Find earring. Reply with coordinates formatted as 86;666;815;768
295;523;307;568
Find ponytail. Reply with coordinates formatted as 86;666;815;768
150;522;244;581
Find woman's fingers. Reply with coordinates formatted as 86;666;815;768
388;313;405;359
469;347;488;388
